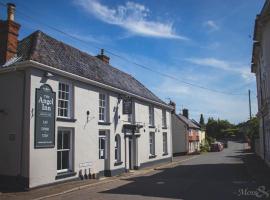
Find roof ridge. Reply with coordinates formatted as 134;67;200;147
29;30;42;60
15;30;167;106
18;30;42;60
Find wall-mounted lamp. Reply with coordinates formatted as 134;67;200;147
86;110;90;122
44;72;54;78
117;94;123;101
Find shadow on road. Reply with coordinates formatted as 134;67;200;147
101;163;257;200
101;142;270;200
229;147;270;188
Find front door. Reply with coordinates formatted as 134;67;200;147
129;138;133;169
99;131;108;173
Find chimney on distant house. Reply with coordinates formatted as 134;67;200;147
0;3;20;65
183;108;189;119
96;49;110;64
168;100;176;114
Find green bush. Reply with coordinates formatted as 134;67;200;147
200;138;210;152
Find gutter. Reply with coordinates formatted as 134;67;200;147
0;60;173;110
20;70;26;188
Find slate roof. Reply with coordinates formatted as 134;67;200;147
175;114;200;129
9;30;166;105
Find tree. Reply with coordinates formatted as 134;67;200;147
206;118;234;139
199;114;205;127
237;117;259;150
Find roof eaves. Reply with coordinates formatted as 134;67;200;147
10;59;174;110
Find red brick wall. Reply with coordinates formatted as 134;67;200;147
0;20;20;65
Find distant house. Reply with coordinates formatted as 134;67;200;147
251;0;270;166
0;4;173;189
171;105;200;154
171;104;188;155
191;119;206;147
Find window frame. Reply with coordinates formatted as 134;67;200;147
163;132;168;155
127;100;135;124
99;131;107;159
127;113;132;123
114;134;121;162
149;106;155;126
162;109;167;128
58;82;73;118
57;128;73;174
99;93;108;122
149;132;155;156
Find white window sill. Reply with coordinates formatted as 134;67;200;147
57;117;77;122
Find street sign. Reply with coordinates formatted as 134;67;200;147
35;84;56;148
123;98;132;114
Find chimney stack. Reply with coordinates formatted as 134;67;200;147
7;3;15;21
0;3;20;65
182;108;189;119
168;100;176;114
96;49;110;64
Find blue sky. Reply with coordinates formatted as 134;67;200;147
2;0;265;123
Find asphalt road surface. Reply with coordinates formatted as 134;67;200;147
49;141;269;200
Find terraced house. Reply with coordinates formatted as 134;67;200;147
0;3;173;189
251;0;270;167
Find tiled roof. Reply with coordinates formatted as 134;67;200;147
175;114;200;129
13;30;165;105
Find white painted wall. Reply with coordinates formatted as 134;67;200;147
255;20;270;164
0;71;24;176
135;103;172;165
24;68;172;188
199;130;206;146
171;114;188;154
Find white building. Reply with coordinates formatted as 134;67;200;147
171;106;201;155
171;113;189;155
0;4;173;189
251;0;270;167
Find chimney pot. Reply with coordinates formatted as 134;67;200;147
96;49;110;64
168;100;176;114
7;3;16;21
0;3;20;65
183;108;189;119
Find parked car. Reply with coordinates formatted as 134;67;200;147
219;139;228;148
210;142;223;152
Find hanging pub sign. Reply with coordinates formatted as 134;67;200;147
35;84;56;148
122;97;132;114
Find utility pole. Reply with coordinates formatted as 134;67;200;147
249;89;252;120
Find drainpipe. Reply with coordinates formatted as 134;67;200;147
19;70;26;188
259;69;266;160
124;134;127;172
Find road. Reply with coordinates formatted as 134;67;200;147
48;141;268;200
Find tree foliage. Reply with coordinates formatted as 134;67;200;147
199;114;205;128
237;117;259;140
206;117;235;139
205;117;259;143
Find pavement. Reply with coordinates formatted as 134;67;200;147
1;141;270;200
0;154;197;200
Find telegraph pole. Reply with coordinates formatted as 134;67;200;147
249;89;252;120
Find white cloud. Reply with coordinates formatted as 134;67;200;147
75;0;188;40
204;20;219;31
186;57;254;82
